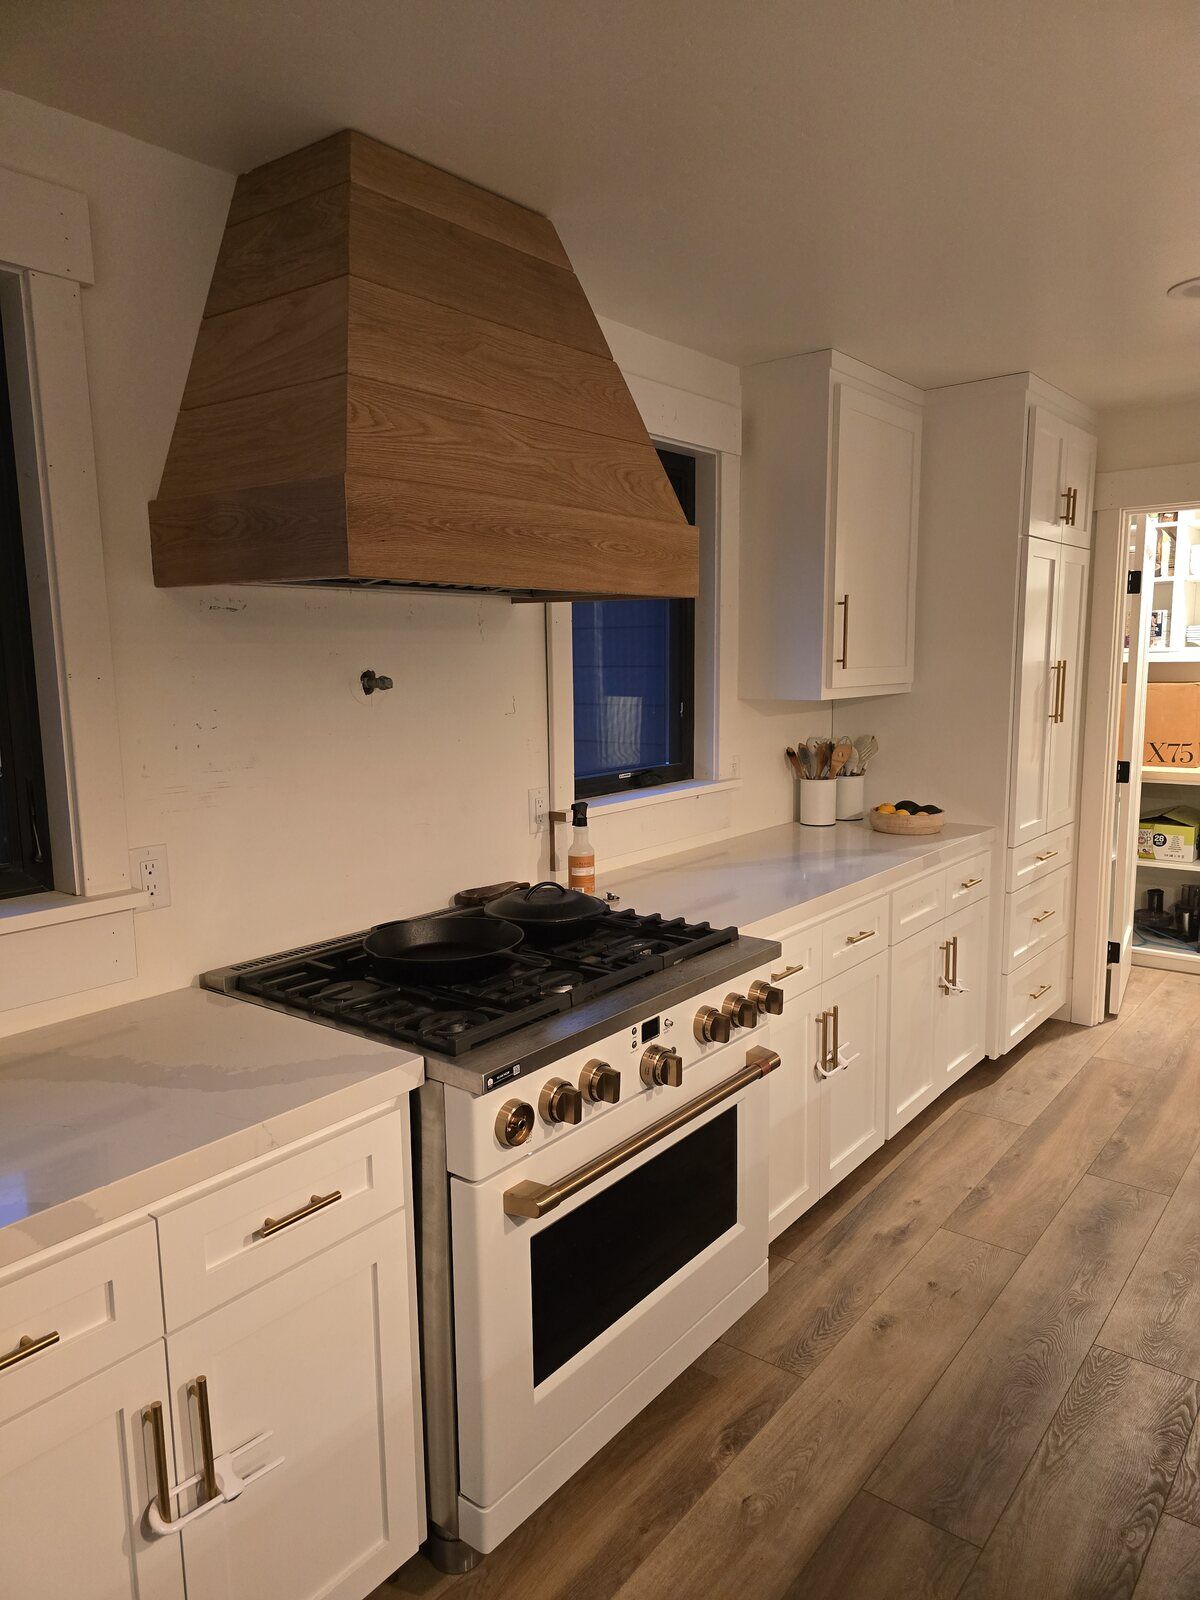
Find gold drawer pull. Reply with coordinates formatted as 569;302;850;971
0;1330;60;1373
1028;982;1052;1000
1035;849;1058;862
1033;909;1056;924
771;961;807;982
260;1189;342;1239
960;876;984;889
845;929;876;945
145;1400;174;1523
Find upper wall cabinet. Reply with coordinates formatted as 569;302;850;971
740;350;923;702
1025;405;1097;550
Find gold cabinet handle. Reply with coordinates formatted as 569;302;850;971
939;938;953;987
1058;659;1068;723
190;1375;219;1503
1060;486;1078;526
145;1401;174;1524
260;1189;342;1239
503;1050;780;1219
835;593;850;668
960;876;983;889
770;961;807;982
845;929;875;945
1033;908;1056;924
1029;982;1052;1000
0;1329;60;1373
1035;849;1058;862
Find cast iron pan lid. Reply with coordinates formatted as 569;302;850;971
483;879;608;928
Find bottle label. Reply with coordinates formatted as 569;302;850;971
568;860;596;893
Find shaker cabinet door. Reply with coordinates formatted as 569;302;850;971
935;898;989;1085
1025;406;1071;542
0;1343;186;1600
1060;425;1097;550
818;953;888;1192
766;992;821;1240
887;925;942;1136
829;382;921;694
1009;537;1059;846
1045;544;1091;834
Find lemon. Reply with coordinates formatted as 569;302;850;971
877;803;897;815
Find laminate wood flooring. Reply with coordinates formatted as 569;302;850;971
380;968;1200;1600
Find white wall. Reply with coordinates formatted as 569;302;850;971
1098;397;1200;473
0;90;823;1038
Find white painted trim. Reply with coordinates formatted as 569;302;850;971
0;166;93;283
586;776;742;817
623;374;741;458
1094;461;1200;513
0;886;148;936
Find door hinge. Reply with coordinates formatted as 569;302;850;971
1116;759;1131;783
1127;570;1143;595
1107;940;1121;964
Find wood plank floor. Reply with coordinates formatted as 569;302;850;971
380;964;1200;1600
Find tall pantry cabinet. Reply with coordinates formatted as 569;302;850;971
858;374;1097;1057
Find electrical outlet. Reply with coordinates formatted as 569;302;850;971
528;786;549;835
730;754;741;780
130;845;171;909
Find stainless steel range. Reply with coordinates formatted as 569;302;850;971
204;897;782;1571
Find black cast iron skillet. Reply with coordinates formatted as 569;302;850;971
483;879;608;943
363;913;524;981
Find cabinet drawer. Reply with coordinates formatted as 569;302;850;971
1006;824;1074;893
944;851;991;912
156;1110;407;1330
1002;939;1069;1051
1004;865;1070;972
763;925;823;998
890;871;945;943
0;1222;162;1425
821;896;888;978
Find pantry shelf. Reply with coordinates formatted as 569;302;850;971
1135;857;1200;874
1141;767;1200;784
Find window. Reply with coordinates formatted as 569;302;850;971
572;448;696;798
0;321;53;898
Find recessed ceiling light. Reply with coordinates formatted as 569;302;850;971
1167;276;1200;299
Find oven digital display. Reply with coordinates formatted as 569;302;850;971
529;1108;739;1386
640;1016;661;1044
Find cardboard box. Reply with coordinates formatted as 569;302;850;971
1138;805;1200;862
1142;682;1200;770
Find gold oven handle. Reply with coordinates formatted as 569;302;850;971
260;1189;342;1239
503;1048;781;1220
0;1330;60;1373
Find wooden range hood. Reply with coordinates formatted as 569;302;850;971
149;131;697;599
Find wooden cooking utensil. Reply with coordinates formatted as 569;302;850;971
829;738;854;777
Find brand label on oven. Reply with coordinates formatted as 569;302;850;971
484;1064;522;1091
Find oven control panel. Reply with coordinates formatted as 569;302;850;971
444;974;782;1182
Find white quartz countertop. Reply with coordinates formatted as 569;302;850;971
604;820;996;936
0;987;422;1270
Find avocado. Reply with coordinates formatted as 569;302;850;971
895;800;921;814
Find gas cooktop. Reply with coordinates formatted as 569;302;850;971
201;906;759;1086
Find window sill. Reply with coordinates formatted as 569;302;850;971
0;885;151;937
585;776;742;817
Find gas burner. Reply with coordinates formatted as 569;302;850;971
416;1009;492;1041
314;979;386;1006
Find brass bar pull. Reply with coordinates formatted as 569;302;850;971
951;936;960;988
831;1004;840;1067
260;1189;342;1239
815;1009;830;1077
836;593;850;668
1059;659;1069;723
960;876;983;889
1034;909;1056;924
145;1401;174;1524
0;1330;59;1373
1029;982;1052;1000
190;1376;219;1503
1035;849;1058;862
940;939;953;987
845;929;875;945
503;1052;780;1220
1060;486;1077;526
770;961;807;982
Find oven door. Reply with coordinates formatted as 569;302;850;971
450;1043;771;1522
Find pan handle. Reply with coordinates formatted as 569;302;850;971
523;881;570;900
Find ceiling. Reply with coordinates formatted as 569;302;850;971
3;0;1198;408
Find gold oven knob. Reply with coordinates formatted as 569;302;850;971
694;1004;732;1045
640;1043;684;1088
722;992;758;1029
539;1078;584;1125
495;1100;535;1148
748;979;785;1016
579;1060;622;1104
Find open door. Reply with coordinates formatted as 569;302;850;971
1107;513;1152;1012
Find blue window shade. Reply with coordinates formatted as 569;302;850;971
572;448;696;798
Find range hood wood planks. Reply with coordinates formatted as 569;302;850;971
149;131;698;599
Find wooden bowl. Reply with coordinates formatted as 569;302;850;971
868;807;946;835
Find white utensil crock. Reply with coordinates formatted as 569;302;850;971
799;778;838;827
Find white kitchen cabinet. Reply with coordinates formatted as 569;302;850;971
938;898;989;1083
766;990;821;1238
741;348;922;702
0;1342;186;1600
819;952;888;1191
168;1211;421;1600
1025;404;1096;550
1010;537;1091;847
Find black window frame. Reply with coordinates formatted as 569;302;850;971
573;447;697;801
0;321;54;899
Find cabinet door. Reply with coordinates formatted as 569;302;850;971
0;1343;186;1600
819;953;888;1193
767;993;821;1240
1025;406;1071;541
887;925;941;1136
936;898;989;1085
170;1214;421;1600
1045;544;1091;833
829;382;921;694
1060;424;1097;550
1009;537;1059;846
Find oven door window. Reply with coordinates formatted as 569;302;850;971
530;1106;739;1386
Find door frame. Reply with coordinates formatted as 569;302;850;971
1071;460;1200;1024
